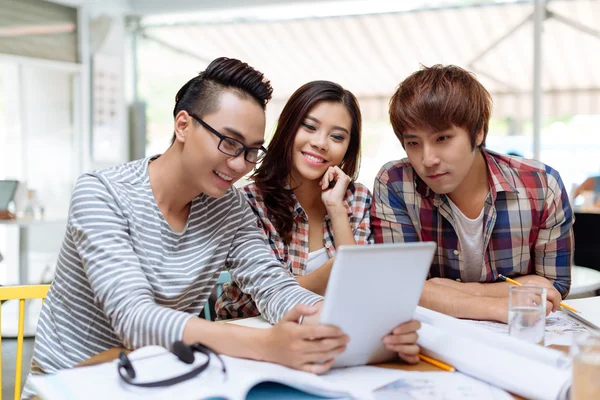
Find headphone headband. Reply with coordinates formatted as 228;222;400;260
117;341;226;388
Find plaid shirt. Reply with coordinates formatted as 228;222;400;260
216;181;374;319
371;149;573;298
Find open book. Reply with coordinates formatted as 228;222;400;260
29;345;403;400
415;306;572;400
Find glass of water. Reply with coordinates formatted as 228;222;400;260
570;333;600;400
508;285;546;345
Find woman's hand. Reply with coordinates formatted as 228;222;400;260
382;320;421;364
260;304;349;374
320;166;351;210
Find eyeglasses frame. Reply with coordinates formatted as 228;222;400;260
187;111;267;164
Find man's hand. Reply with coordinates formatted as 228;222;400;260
513;275;562;312
382;320;421;364
260;304;349;374
491;296;554;323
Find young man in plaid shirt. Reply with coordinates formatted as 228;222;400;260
372;65;573;322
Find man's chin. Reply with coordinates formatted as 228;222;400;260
425;182;455;196
204;185;231;198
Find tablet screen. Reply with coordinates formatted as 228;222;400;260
320;242;435;368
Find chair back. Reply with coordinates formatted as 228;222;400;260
0;285;50;400
202;271;232;320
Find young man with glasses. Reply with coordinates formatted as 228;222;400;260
24;58;420;396
372;65;573;323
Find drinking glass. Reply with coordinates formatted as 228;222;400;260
508;286;546;345
570;333;600;400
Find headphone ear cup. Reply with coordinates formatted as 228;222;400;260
172;341;195;364
118;350;136;378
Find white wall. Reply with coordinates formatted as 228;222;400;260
46;0;131;170
0;0;133;285
0;64;76;284
88;13;130;170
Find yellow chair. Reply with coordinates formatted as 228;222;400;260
0;285;50;400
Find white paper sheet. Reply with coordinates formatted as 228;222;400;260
323;366;411;396
564;297;600;330
416;322;571;400
461;310;590;346
374;372;513;400
414;307;574;400
415;307;571;368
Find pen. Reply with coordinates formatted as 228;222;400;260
417;354;456;372
498;274;579;313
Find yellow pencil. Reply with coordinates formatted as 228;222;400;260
498;274;578;313
417;354;456;372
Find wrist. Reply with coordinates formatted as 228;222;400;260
251;329;271;362
489;297;508;323
325;203;347;216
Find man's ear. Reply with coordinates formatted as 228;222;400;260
475;129;485;148
173;111;192;144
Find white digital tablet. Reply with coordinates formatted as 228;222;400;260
320;242;435;368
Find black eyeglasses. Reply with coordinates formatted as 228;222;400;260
188;112;267;164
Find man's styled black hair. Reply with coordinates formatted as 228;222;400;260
171;57;273;144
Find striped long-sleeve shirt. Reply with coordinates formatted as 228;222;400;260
371;149;573;297
23;156;322;396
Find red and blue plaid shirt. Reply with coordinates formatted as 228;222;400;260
371;149;573;298
216;181;374;319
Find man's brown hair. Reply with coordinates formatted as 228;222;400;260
389;64;492;149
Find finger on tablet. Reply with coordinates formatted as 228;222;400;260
392;320;421;335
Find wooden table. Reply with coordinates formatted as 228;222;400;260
77;347;440;371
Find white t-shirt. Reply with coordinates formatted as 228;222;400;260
447;197;485;282
305;247;330;274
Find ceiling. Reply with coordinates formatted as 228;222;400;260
140;0;600;119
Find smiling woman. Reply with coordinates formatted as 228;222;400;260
216;80;370;318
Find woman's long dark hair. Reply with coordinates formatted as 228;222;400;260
253;80;362;245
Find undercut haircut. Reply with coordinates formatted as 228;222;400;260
389;64;492;149
171;57;273;144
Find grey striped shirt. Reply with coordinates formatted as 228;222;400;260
23;156;321;396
